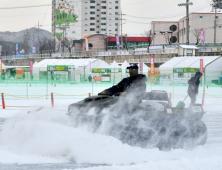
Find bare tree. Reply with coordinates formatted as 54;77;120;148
123;34;128;50
193;28;204;45
61;36;75;57
98;34;109;51
142;30;152;53
22;29;31;54
3;44;11;56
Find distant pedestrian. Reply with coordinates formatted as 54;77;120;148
88;75;92;82
187;72;202;106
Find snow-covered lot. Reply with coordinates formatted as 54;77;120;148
0;84;221;170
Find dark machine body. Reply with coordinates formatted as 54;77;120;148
68;90;207;150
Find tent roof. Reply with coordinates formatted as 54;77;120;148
159;57;187;71
159;56;220;71
2;62;6;69
33;59;98;68
175;56;219;68
121;60;130;69
177;45;198;49
110;60;120;68
96;61;111;68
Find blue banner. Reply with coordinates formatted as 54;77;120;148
16;43;18;54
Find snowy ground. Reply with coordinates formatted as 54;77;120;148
0;85;222;170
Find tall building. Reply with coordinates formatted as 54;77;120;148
52;0;121;44
81;0;121;36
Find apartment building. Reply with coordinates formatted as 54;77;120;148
52;0;121;42
82;0;121;36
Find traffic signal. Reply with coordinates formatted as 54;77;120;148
160;31;165;35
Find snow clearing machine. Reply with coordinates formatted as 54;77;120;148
68;90;207;150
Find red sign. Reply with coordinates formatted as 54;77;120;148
150;56;154;75
0;58;2;72
30;61;33;74
93;76;102;81
139;60;143;74
200;59;204;75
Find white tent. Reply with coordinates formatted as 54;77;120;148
159;56;222;84
121;60;130;70
2;62;6;69
96;61;111;68
33;58;109;81
110;60;120;68
140;63;149;73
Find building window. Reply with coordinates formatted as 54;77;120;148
101;12;106;14
97;15;100;17
90;6;95;9
96;31;99;33
90;28;95;31
97;20;100;22
90;23;95;25
97;9;100;11
115;18;119;20
115;23;118;26
115;12;118;15
102;1;106;3
97;4;100;6
90;17;95;20
90;12;95;14
101;17;106;20
97;26;99;28
109;30;111;31
115;1;118;3
85;18;87;20
89;43;93;48
101;29;106;31
115;29;118;31
101;23;106;25
115;6;118;9
90;0;95;3
101;6;106;9
109;13;112;15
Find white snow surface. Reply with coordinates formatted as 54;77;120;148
0;86;222;170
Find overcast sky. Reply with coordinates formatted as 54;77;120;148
0;0;212;35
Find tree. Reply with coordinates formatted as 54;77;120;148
61;36;75;57
123;34;128;50
193;28;204;45
98;34;109;51
22;29;31;54
142;30;152;53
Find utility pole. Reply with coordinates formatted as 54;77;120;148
214;7;217;47
35;21;43;54
118;13;125;50
178;0;193;45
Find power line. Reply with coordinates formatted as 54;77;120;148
0;4;51;10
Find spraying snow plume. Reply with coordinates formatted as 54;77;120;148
69;90;207;150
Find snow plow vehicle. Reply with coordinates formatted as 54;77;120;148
68;90;207;150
